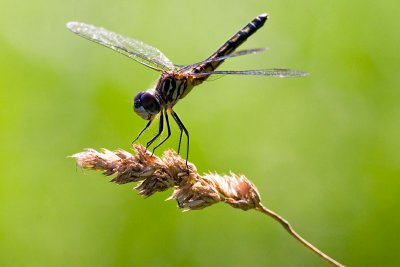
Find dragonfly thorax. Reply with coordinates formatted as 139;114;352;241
155;72;196;107
133;91;161;120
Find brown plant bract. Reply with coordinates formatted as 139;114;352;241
72;144;261;211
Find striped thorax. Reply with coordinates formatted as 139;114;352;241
155;71;199;107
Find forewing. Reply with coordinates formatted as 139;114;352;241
67;22;175;71
193;68;309;78
177;48;268;71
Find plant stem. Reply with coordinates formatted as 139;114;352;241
256;203;345;267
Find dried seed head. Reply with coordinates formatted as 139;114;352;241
72;144;261;211
72;145;345;267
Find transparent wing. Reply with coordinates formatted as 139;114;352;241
193;68;309;78
177;48;268;70
67;22;175;71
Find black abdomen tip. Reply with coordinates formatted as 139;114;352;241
251;13;269;28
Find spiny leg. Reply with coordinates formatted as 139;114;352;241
132;119;153;144
146;111;164;149
171;110;189;166
152;110;171;154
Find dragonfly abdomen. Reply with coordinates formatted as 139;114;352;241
193;14;268;75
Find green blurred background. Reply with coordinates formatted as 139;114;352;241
1;0;399;266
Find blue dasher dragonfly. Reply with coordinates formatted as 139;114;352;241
67;13;308;164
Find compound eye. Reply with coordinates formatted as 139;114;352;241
140;93;160;113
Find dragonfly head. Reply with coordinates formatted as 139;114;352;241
133;91;161;120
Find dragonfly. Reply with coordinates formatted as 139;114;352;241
67;13;308;165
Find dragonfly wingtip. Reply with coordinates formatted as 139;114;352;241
66;21;80;31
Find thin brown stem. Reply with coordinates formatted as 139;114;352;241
256;203;345;267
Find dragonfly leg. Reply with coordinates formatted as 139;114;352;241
146;111;164;151
171;110;189;167
152;110;171;153
177;125;183;155
132;119;153;144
